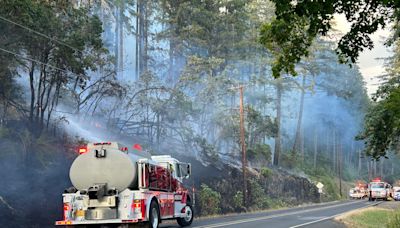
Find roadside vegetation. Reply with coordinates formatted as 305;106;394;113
338;207;400;228
343;208;393;228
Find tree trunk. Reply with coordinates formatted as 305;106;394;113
368;160;371;179
143;0;148;72
29;62;35;123
313;128;318;169
292;75;306;153
391;162;394;175
338;146;342;198
273;79;282;166
119;1;124;77
137;0;146;76
135;0;140;79
114;4;120;73
36;66;44;123
333;129;336;173
358;150;362;175
168;32;176;83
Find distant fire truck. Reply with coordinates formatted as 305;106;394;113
368;177;393;201
55;142;193;228
349;180;368;199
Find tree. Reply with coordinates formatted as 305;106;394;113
0;0;109;136
359;82;400;159
260;0;400;78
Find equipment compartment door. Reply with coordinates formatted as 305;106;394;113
160;193;175;218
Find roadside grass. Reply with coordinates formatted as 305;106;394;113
347;209;391;228
387;209;400;228
337;207;398;228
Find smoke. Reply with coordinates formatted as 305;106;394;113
0;3;381;228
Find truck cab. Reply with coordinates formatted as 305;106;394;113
151;155;191;183
369;178;391;201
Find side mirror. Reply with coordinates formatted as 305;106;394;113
186;163;191;178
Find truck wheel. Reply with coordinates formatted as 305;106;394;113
177;205;193;227
149;200;160;228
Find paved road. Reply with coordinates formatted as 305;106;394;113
161;200;379;228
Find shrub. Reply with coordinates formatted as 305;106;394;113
248;179;268;210
260;167;273;178
232;191;246;212
247;144;272;165
198;184;221;216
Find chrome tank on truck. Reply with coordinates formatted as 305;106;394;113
69;142;151;191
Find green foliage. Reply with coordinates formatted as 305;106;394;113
344;209;394;228
387;210;400;228
317;175;341;201
0;127;10;138
0;0;112;136
246;106;277;146
247;144;272;165
232;191;244;210
248;179;269;210
260;167;273;178
280;151;298;169
262;197;288;209
260;0;397;77
194;137;219;164
260;15;313;77
359;88;400;159
291;152;345;201
359;41;400;159
198;184;221;216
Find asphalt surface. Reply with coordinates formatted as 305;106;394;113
160;200;379;228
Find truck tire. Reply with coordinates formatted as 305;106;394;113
149;200;160;228
177;205;194;227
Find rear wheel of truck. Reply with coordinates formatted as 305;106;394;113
177;205;193;227
149;200;160;228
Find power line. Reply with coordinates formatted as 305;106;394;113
0;46;81;78
0;14;86;56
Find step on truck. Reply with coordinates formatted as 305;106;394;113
55;142;194;228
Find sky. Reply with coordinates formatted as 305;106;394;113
333;14;392;97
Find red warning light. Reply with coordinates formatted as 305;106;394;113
78;146;87;154
372;177;382;182
133;144;142;151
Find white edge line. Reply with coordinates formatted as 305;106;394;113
192;201;364;228
288;202;380;228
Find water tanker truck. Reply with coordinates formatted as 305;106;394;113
55;142;193;228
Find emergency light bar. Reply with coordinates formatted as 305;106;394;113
78;147;87;154
133;144;142;151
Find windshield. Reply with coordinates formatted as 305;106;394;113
371;183;385;188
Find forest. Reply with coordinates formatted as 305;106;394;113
1;0;400;227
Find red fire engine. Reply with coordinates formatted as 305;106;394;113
55;142;193;227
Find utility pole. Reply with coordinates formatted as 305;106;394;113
338;143;342;198
313;128;318;169
239;85;247;207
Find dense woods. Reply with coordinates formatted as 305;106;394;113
1;0;400;227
